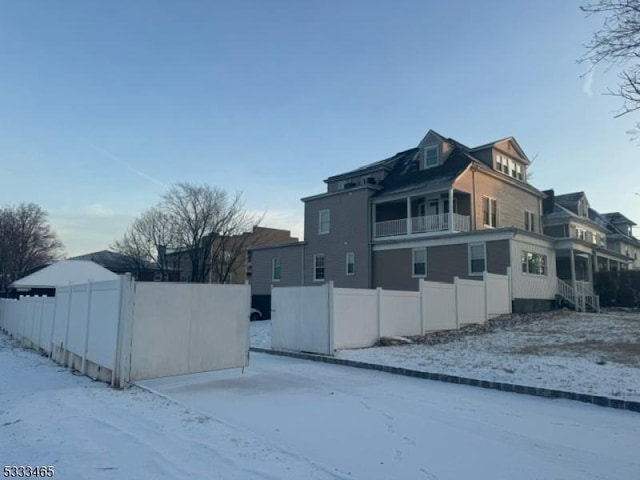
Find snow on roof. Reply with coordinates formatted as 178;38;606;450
11;260;119;289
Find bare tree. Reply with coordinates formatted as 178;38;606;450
112;207;176;279
114;183;262;283
581;0;640;134
0;203;64;293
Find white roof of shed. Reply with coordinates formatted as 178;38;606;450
11;260;119;289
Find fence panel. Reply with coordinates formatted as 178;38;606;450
86;280;122;370
485;273;511;318
128;282;250;381
333;288;378;349
380;290;421;337
272;285;330;354
457;278;486;325
422;281;457;331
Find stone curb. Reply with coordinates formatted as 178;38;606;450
250;347;640;413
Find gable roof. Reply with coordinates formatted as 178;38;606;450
469;136;530;163
12;260;118;289
325;149;406;183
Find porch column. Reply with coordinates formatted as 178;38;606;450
570;250;579;309
587;254;594;288
406;197;411;235
372;204;377;238
448;188;454;231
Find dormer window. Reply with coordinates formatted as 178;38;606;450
496;153;525;181
423;146;438;169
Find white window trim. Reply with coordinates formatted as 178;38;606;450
468;242;487;276
314;253;325;282
483;196;498;228
423;145;439;169
521;251;548;276
524;210;535;232
345;251;355;276
412;247;427;278
318;209;330;235
271;258;281;282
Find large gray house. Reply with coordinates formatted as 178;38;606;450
249;129;637;314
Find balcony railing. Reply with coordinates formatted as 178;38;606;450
375;213;471;238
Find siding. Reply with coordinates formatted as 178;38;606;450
304;188;372;288
250;243;305;295
510;237;557;300
454;168;541;233
544;224;567;238
372;239;511;290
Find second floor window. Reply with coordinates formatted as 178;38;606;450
314;254;325;281
272;258;281;281
345;252;355;275
319;209;330;234
483;197;497;228
524;211;535;232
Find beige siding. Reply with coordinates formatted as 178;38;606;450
454;169;541;233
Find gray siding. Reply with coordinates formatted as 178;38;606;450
304;188;372;288
373;239;511;290
544;224;568;238
249;243;305;295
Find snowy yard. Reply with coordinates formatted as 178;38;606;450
2;329;640;479
251;310;640;401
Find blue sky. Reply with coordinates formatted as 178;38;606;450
1;0;638;256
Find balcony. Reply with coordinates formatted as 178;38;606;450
374;213;471;238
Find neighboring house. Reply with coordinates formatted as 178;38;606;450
599;212;640;269
167;226;298;284
251;129;565;313
69;250;179;282
541;191;636;287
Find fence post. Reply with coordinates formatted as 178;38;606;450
81;281;94;375
63;286;73;367
113;274;135;388
506;266;513;313
376;287;383;340
483;272;489;323
327;281;335;355
419;280;426;335
454;276;460;329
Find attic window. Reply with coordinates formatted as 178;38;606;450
423;146;438;169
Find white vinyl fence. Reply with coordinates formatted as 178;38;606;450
271;272;511;355
0;276;250;387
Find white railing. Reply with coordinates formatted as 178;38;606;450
377;213;471;238
375;218;408;237
557;278;600;312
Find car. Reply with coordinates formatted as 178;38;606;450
250;308;263;321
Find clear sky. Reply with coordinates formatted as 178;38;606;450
1;0;638;256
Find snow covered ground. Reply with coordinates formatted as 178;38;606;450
3;310;640;479
251;311;640;401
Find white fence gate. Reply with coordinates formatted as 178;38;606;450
0;276;250;387
271;272;511;355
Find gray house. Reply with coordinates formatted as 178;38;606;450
251;129;589;313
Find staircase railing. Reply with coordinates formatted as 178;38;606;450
557;278;600;313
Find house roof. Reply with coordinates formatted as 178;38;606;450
324;149;408;183
601;212;637;226
469;136;530;163
69;250;159;273
11;260;118;289
374;147;471;197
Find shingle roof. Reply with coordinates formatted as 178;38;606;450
601;212;637;226
373;147;472;197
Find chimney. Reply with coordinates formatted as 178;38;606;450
542;189;555;215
